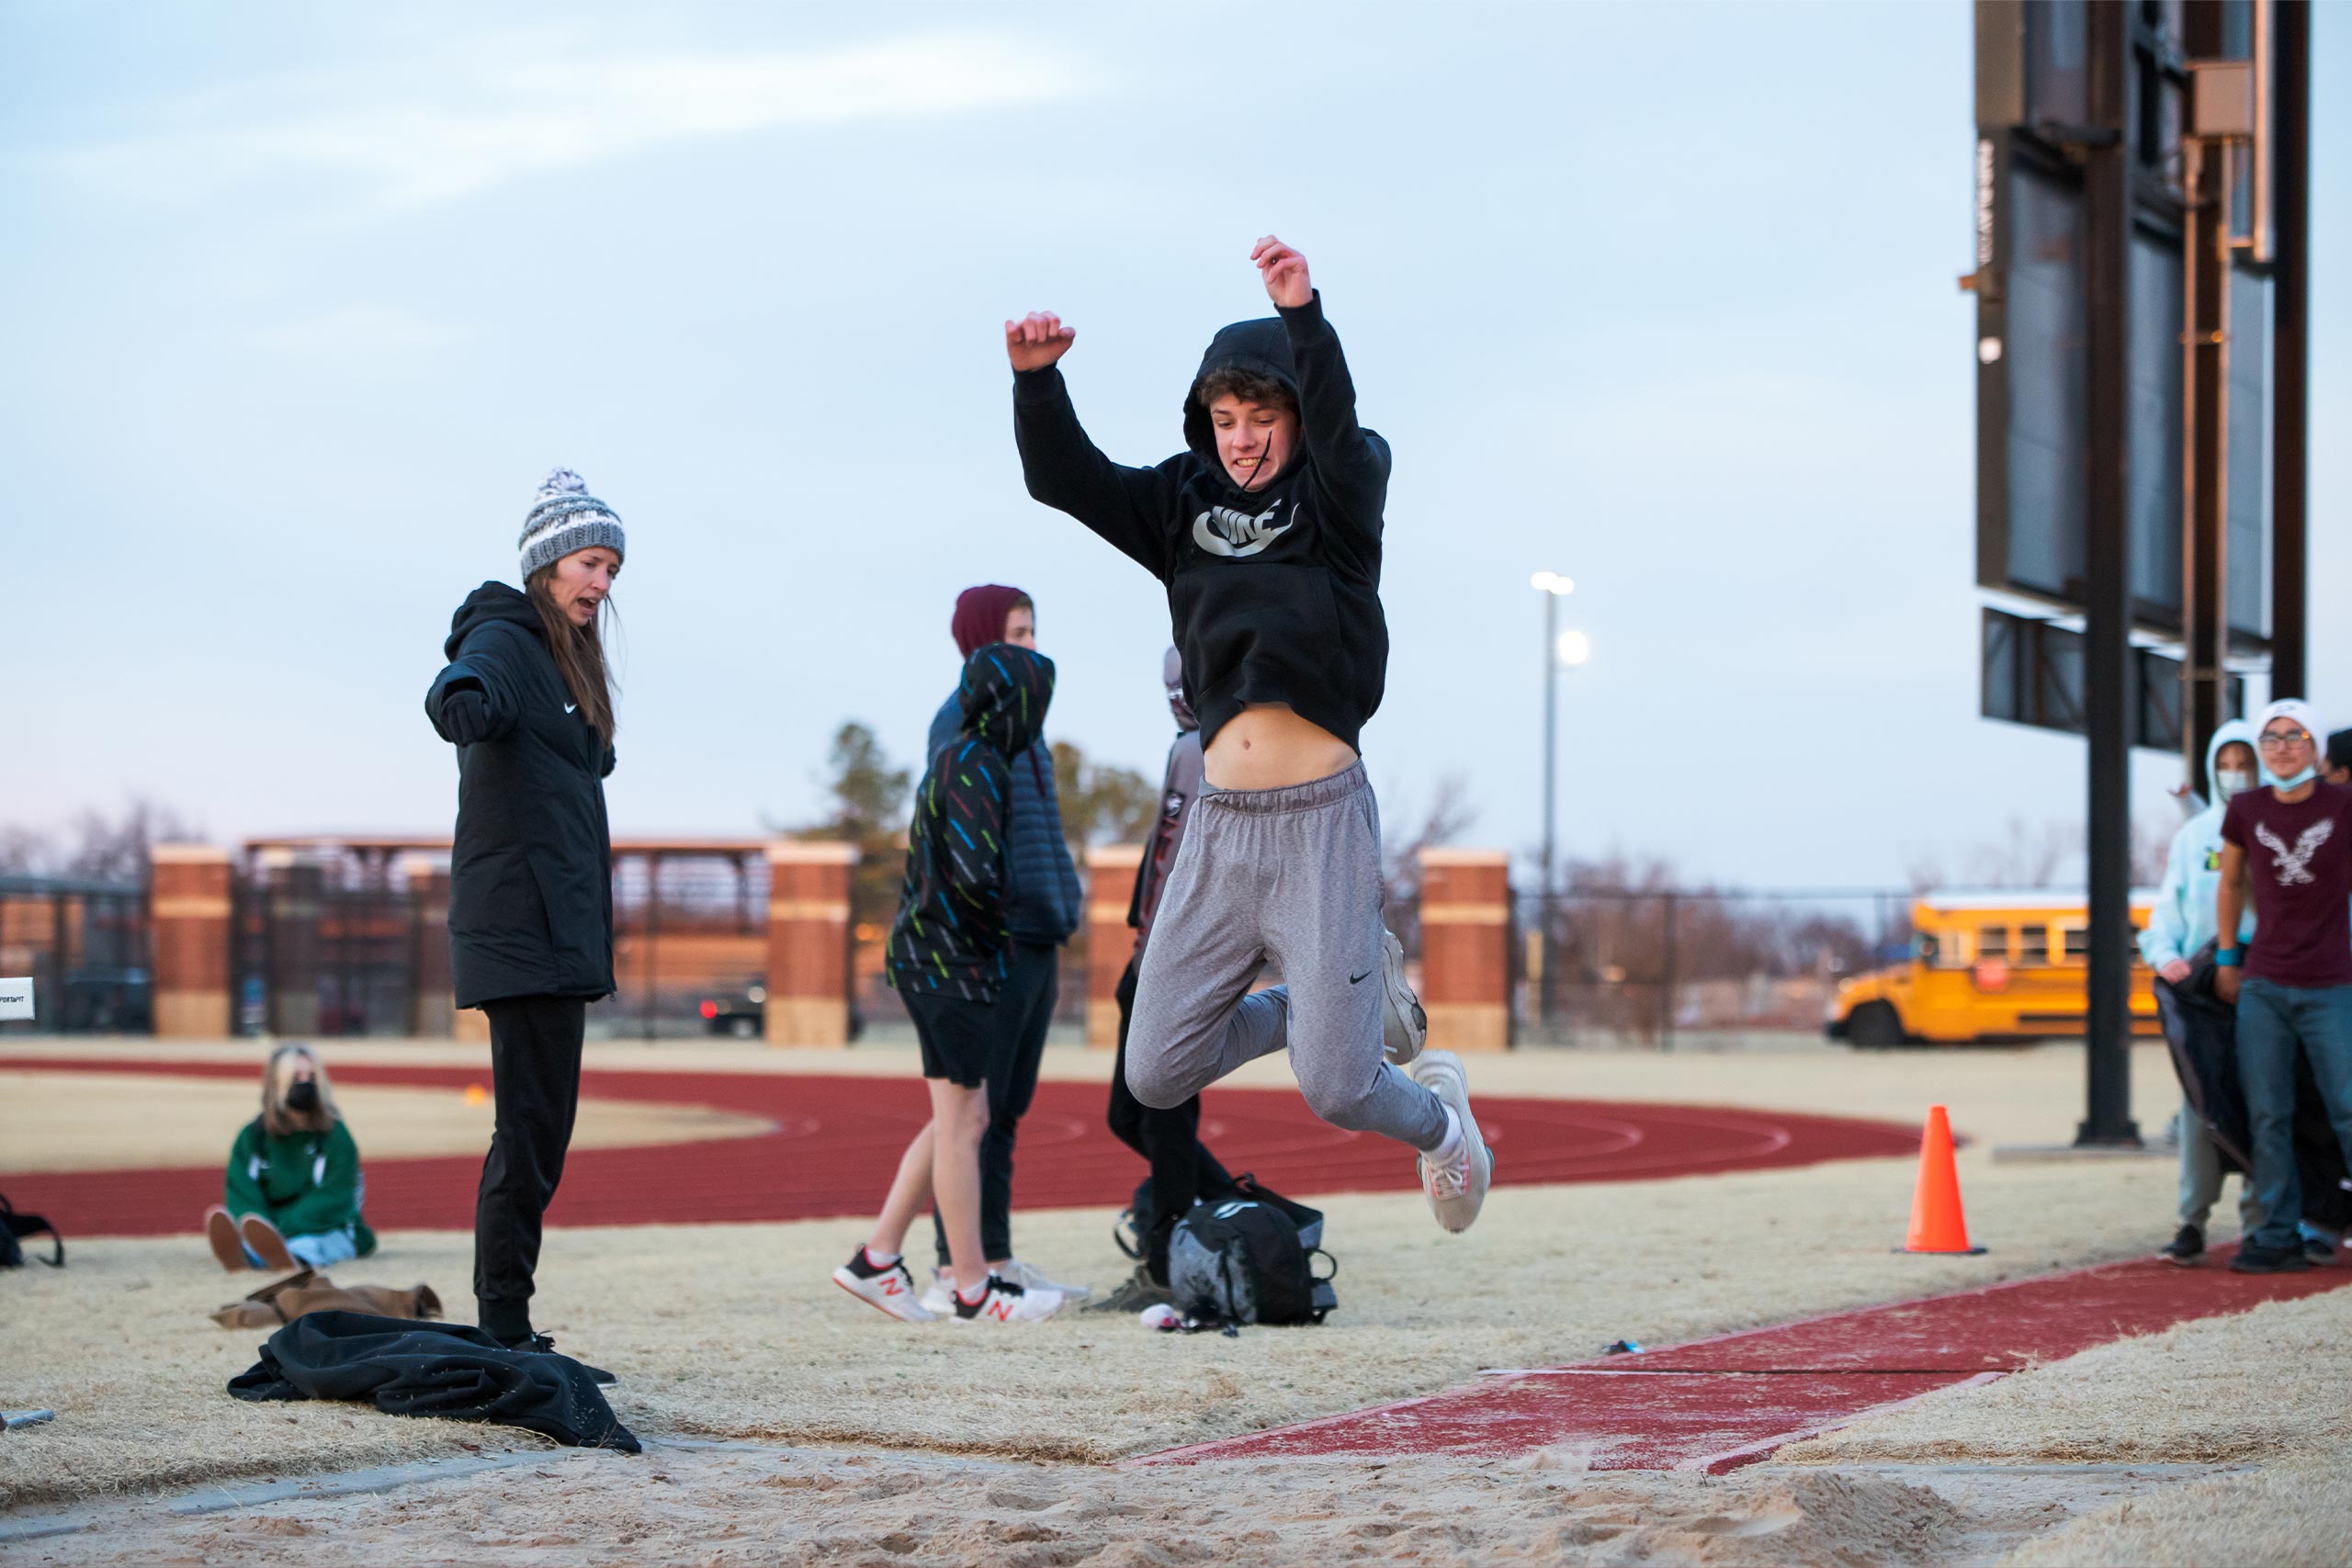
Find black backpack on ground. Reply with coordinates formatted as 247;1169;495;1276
0;1193;64;1269
1167;1177;1338;1327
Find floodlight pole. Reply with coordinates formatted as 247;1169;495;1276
2075;0;2140;1147
1541;586;1559;1034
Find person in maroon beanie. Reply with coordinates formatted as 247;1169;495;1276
910;585;1090;1307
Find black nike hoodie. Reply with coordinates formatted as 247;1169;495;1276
424;582;616;1009
1012;289;1389;752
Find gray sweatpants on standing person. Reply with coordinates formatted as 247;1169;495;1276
1125;762;1450;1152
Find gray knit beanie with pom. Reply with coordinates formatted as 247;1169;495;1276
517;468;626;581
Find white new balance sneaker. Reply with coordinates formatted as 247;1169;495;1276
831;1247;936;1323
1381;928;1428;1066
1409;1050;1492;1234
999;1258;1091;1301
950;1273;1065;1325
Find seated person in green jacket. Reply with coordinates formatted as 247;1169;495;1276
202;1043;377;1272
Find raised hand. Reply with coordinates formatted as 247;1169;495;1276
1004;311;1076;372
1251;235;1312;309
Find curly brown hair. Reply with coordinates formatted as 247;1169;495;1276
1194;368;1296;415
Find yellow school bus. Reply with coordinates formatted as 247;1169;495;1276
1826;892;2163;1046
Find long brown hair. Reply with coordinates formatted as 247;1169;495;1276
525;566;618;740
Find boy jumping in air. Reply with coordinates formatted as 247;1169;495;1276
1005;236;1490;1233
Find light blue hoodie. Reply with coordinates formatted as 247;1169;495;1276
2138;718;2258;968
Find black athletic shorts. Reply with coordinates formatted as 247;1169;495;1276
902;987;1002;1089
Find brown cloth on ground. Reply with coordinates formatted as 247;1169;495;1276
211;1269;442;1329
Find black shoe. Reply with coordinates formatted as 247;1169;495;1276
2157;1224;2204;1266
1083;1267;1175;1314
499;1331;619;1387
2304;1235;2338;1266
2228;1240;2312;1275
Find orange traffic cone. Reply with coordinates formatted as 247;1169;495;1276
1901;1105;1985;1255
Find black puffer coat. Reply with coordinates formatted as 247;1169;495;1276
424;582;616;1008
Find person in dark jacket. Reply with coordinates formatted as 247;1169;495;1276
1004;235;1484;1235
1091;647;1242;1310
203;1043;377;1271
915;584;1087;1308
831;642;1067;1325
424;467;623;1362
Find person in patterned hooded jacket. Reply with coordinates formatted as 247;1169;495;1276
831;641;1069;1325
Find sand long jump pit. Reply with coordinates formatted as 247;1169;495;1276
4;1039;2346;1565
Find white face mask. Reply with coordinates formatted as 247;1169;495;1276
2216;769;2254;799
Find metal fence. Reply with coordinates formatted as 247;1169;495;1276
0;875;152;1032
230;840;775;1041
1517;887;1915;1049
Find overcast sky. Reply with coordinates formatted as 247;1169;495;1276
4;3;2346;889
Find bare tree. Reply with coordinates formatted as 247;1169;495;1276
0;799;204;885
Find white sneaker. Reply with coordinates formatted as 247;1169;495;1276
831;1247;936;1323
999;1258;1091;1301
950;1273;1065;1325
1409;1050;1492;1234
1381;928;1428;1066
919;1266;956;1317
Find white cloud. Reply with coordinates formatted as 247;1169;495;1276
42;32;1087;209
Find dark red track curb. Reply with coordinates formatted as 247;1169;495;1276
1127;1250;2352;1472
0;1055;1921;1237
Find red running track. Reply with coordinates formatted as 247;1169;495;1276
1131;1249;2352;1473
0;1056;1920;1237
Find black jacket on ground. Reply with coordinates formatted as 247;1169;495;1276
1013;291;1390;752
425;583;616;1009
887;645;1055;1002
227;1310;639;1452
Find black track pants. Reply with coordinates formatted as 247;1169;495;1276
1106;955;1239;1281
474;994;585;1341
932;940;1059;1267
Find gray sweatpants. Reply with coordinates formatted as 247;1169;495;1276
1125;762;1450;1153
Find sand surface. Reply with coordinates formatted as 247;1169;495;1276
0;1153;2193;1514
8;1036;2303;1565
1;1438;2230;1568
0;1070;773;1172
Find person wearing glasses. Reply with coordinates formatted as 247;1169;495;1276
2214;698;2352;1273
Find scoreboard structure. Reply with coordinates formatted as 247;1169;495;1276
1969;0;2312;1144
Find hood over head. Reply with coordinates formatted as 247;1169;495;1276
445;581;543;660
1162;644;1197;733
2203;717;2256;801
952;584;1031;659
956;642;1055;758
1182;317;1301;469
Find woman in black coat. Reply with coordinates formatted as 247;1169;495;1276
424;468;623;1363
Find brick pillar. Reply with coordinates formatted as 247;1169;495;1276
150;845;232;1039
407;863;455;1039
1418;849;1511;1052
765;841;857;1046
1084;845;1144;1046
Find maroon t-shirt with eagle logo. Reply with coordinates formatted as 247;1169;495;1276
2222;782;2352;987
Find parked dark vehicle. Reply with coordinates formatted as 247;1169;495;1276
63;968;152;1032
699;987;766;1040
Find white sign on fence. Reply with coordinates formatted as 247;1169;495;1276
0;978;34;1021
